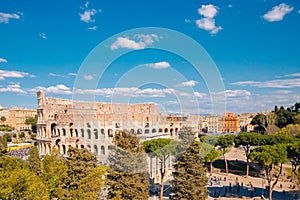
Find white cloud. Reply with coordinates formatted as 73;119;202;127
48;73;69;78
0;12;20;24
263;3;293;22
0;83;26;94
0;58;7;63
185;19;192;23
0;69;34;80
179;80;198;87
194;92;207;98
195;18;222;34
110;34;160;50
198;4;219;18
195;5;222;35
39;33;47;39
31;84;72;95
231;78;300;88
228;4;233;8
79;9;97;23
145;61;170;69
275;72;300;78
298;10;300;14
68;73;77;76
88;26;97;30
83;75;94;80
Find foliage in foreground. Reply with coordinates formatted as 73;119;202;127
171;140;208;200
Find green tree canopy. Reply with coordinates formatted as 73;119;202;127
108;130;148;200
234;132;263;177
27;146;41;176
0;116;6;122
250;144;288;200
41;148;68;199
216;134;235;176
25;117;37;125
171;140;208;200
203;144;220;175
66;147;98;193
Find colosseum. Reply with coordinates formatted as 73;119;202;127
36;91;200;164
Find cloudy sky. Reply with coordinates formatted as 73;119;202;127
0;0;299;114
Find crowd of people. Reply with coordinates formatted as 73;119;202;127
9;147;32;160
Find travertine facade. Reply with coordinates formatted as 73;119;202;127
0;107;37;131
36;91;199;165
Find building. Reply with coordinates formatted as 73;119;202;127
219;112;240;133
0;107;37;131
238;113;255;132
36;91;199;167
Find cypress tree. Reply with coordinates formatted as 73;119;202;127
171;140;208;200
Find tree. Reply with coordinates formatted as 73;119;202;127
234;132;263;177
27;146;42;176
216;135;235;176
251;113;267;133
19;132;25;140
204;145;220;175
41;148;68;199
108;130;148;200
144;138;175;200
66;147;98;194
73;165;107;199
3;133;12;143
171;140;208;200
0;155;49;199
287;141;300;181
250;145;288;200
25;117;38;132
0;116;6;122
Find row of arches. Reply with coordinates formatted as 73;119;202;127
39;142;108;157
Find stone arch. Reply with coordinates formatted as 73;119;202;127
80;145;84;149
70;128;73;137
170;128;174;136
62;128;66;136
94;129;98;139
130;129;135;134
137;129;142;134
145;129;149;134
159;128;163;133
57;129;60;136
75;129;78;137
101;129;105;135
152;128;156;133
87;129;91;139
87;145;91;151
62;145;66;155
108;129;113;137
101;146;105;155
51;123;57;135
164;128;168;133
94;145;98;155
81;129;84;137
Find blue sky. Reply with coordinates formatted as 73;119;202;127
0;0;299;114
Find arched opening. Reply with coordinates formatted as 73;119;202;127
94;129;98;139
87;145;91;151
170;128;174;136
80;145;84;149
51;123;57;135
75;129;78;137
101;129;105;135
62;128;66;136
108;129;113;137
145;129;149;134
101;146;105;155
164;128;168;133
57;129;60;136
159;128;163;133
137;129;142;134
94;145;98;155
130;129;135;134
70;128;73;137
62;145;66;155
175;128;178;135
55;139;61;146
81;129;84;137
87;129;91;139
152;128;156;133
